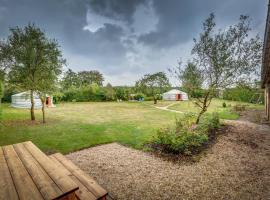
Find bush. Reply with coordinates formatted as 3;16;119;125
199;112;220;131
134;93;145;101
222;102;226;108
153;113;220;155
144;96;154;101
53;92;64;104
62;84;107;102
223;85;264;104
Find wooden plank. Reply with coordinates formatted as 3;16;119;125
0;146;19;200
2;145;43;200
50;155;97;200
52;153;108;199
22;141;79;196
13;143;63;200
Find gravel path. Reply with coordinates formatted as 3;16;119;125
67;120;270;200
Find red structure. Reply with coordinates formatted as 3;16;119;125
176;94;181;101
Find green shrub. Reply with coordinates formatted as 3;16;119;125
134;93;145;101
222;102;226;108
223;85;264;104
62;84;107;102
153;113;220;155
207;112;220;129
53;92;64;104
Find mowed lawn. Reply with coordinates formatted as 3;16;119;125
167;98;264;119
0;102;178;154
0;99;263;154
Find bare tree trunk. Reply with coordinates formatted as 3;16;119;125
196;108;206;124
195;91;212;124
41;98;46;123
154;97;157;104
30;90;35;121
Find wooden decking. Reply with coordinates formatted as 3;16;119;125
0;141;108;200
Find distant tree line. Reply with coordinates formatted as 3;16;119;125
53;70;171;103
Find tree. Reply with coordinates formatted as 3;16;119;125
61;69;79;90
77;70;104;86
169;61;203;97
135;72;171;104
1;24;64;121
104;83;115;101
190;13;262;123
0;82;3;122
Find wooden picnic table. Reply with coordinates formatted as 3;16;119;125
0;141;79;200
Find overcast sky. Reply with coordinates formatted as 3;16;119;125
0;0;268;85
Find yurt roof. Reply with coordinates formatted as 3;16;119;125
163;89;187;95
12;91;30;96
12;91;51;98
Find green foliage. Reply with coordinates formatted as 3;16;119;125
144;96;154;101
77;70;104;86
1;24;64;121
115;86;133;100
52;91;64;104
205;112;220;129
0;81;3;121
153;113;220;154
104;83;115;101
4;24;64;92
223;84;263;104
170;62;203;98
61;69;104;90
135;72;171;99
222;102;226;108
186;13;262;124
133;93;145;101
62;84;106;102
0;82;3;99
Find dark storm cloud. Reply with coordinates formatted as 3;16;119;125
138;0;267;48
0;0;268;84
88;0;147;23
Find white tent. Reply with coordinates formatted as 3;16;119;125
162;89;188;101
11;91;54;109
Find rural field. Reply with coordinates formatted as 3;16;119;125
0;99;263;154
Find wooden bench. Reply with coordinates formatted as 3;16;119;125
0;141;79;200
49;153;108;200
0;141;108;200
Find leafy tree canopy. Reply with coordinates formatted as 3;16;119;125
1;24;64;120
135;72;171;103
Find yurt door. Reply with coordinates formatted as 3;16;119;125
176;94;181;101
46;97;52;107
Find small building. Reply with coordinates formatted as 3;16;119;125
162;89;188;101
262;3;270;120
11;91;54;109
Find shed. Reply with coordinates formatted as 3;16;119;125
162;89;188;101
11;91;54;109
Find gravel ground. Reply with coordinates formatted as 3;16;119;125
67;120;270;200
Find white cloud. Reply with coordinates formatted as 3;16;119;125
83;8;126;33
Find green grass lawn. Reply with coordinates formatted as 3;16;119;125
0;99;263;154
0;102;178;154
167;98;264;120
